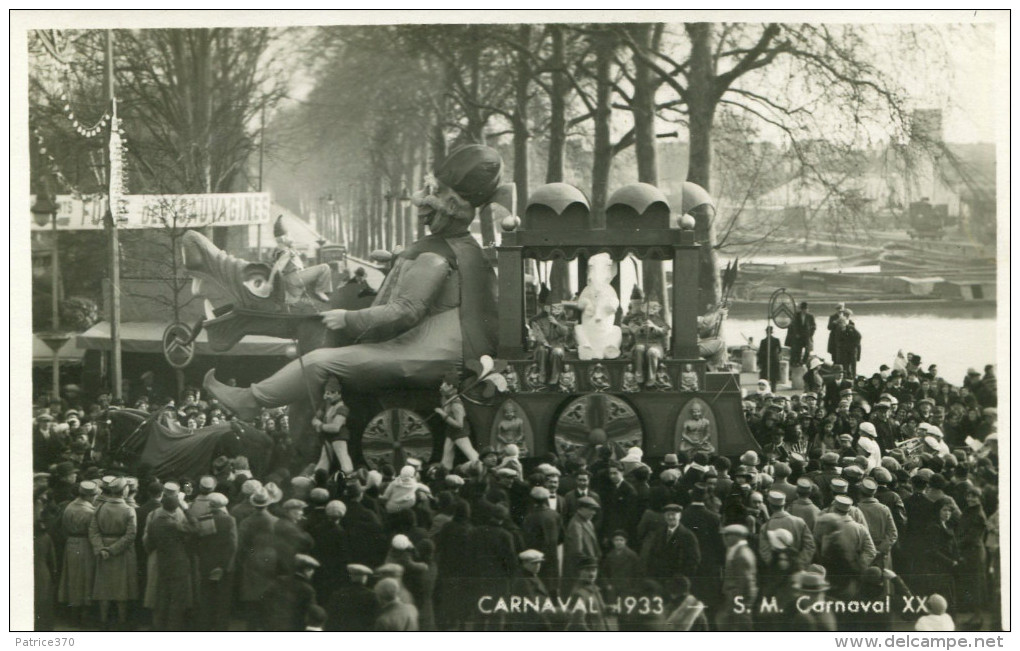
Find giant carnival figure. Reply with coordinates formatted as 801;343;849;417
201;145;502;432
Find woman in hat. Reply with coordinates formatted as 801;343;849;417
88;477;139;629
921;496;961;606
955;486;989;628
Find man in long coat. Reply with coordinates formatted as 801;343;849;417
521;487;563;595
681;484;724;608
759;491;816;569
641;504;701;600
718;524;757;632
856;479;898;570
508;550;553;631
470;503;518;630
236;488;280;630
562;497;601;592
89;477;139;628
785;301;817;367
194;493;237;631
145;494;195;631
325;563;379;631
58;480;99;624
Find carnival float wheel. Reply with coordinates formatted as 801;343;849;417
360;408;434;470
554;393;643;463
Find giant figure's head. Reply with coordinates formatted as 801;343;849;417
413;145;502;236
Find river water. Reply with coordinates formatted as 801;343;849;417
724;309;999;383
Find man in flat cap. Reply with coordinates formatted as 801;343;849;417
192;492;236;630
719;524;757;631
509;550;553;631
374;577;419;631
205;145;503;422
522;486;563;595
565;556;609;631
563;496;601;591
266;553;320;631
324;563;378;631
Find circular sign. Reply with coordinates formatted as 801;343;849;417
162;323;196;369
768;290;797;329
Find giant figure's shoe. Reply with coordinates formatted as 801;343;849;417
203;369;262;422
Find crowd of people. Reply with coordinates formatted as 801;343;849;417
30;349;1000;632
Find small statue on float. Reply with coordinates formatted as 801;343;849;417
653;366;674;391
589;363;612;392
502;365;520;393
679;402;714;457
495;403;527;456
558;364;577;393
524;364;545;392
436;373;480;469
310;375;354;475
621;364;641;393
203;145;502;425
567;253;622;360
528;286;572;385
680;364;699;392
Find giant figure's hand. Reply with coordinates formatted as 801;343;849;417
322;309;349;330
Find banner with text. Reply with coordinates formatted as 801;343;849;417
29;193;272;231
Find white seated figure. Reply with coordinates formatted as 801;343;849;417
570;253;622;360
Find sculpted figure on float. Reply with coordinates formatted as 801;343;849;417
202;145;503;429
569;253;622;360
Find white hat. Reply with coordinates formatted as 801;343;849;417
399;465;416;479
766;528;794;550
722;524;749;536
858;422;877;438
325;500;347;518
519;549;545;563
445;474;465;487
391;534;414;551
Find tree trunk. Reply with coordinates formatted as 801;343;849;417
686;22;723;312
513;25;532;221
630;24;667;307
546;25;566;185
590;30;614;229
546;25;570;300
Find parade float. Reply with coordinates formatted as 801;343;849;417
188;145;761;473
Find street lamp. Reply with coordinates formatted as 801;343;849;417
32;186;70;401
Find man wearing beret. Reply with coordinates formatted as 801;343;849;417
194;493;237;631
205;145;503;421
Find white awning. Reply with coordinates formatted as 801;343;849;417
77;321;293;357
